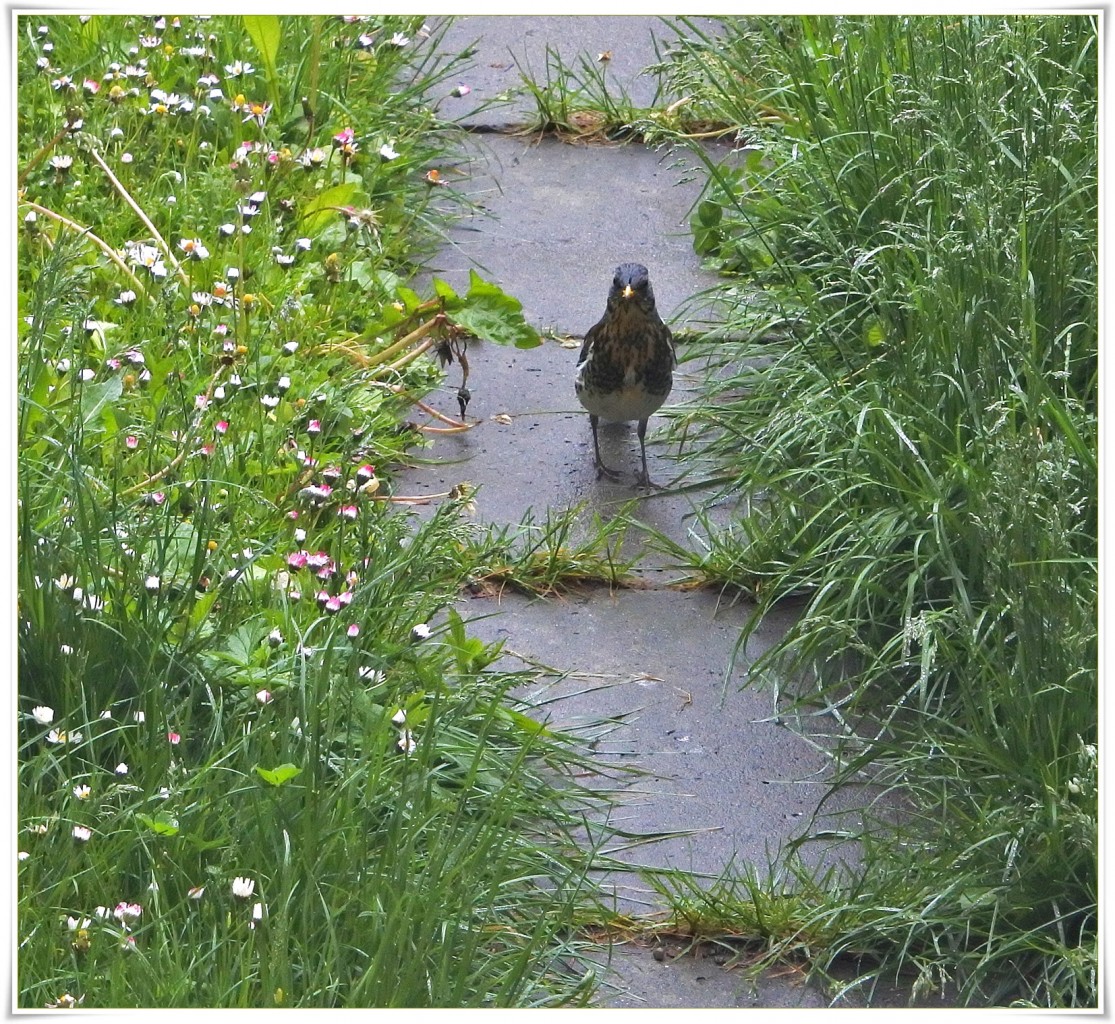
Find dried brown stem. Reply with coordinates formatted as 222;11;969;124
19;199;151;300
85;146;189;287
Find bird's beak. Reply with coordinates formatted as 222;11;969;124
622;285;634;299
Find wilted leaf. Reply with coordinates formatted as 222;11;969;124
452;271;541;348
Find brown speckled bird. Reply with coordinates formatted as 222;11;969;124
575;263;675;486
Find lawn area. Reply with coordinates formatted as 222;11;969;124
16;15;599;1009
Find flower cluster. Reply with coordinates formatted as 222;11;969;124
392;708;417;754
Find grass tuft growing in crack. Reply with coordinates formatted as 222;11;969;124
510;32;729;145
463;505;640;595
512;44;645;143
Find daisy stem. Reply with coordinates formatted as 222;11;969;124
18;200;152;301
115;369;224;498
85;146;189;288
17;124;71;186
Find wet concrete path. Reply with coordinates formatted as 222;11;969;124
397;17;907;1009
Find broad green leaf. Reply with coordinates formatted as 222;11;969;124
451;271;541;348
136;811;180;836
243;14;281;67
348;260;379;291
243;15;282;111
79;375;123;430
187;587;220;631
696;200;723;227
452;304;541;349
446;607;467;646
465;269;518;306
316;219;349;250
211;623;262;668
443;607;493;674
82;319;117;355
18;364;52;440
254;763;303;787
432;277;459;302
79;16;102;45
395;286;423;312
299;182;363;235
372;269;402;298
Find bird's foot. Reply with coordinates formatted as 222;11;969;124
594;460;624;482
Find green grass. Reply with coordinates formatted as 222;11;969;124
512;45;645;142
463;504;641;595
510;39;728;145
16;14;602;1009
651;14;1097;1007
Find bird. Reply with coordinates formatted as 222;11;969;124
575;262;676;487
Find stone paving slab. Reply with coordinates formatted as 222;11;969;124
459;587;873;905
407;131;742;580
394;15;923;1009
450;590;914;1011
426;132;725;335
397;329;740;584
596;938;939;1010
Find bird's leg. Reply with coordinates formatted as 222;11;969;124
590;414;623;481
635;418;660;489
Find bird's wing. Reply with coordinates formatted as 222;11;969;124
577;320;601;368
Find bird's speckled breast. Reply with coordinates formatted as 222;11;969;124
575;305;674;421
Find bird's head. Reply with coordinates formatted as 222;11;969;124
608;262;656;314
